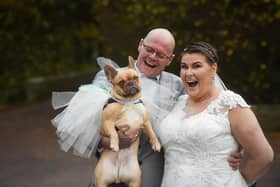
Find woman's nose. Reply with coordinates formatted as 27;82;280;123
185;68;193;75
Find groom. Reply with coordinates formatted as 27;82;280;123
89;28;244;187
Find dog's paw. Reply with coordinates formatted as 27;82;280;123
151;140;161;152
110;142;119;152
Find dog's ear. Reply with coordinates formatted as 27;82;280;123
128;56;135;69
104;65;118;83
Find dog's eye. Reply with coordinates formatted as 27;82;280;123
133;76;138;80
119;80;125;86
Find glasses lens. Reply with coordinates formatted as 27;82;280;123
143;44;155;54
143;43;169;60
156;53;167;59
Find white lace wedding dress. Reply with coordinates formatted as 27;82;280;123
158;90;249;187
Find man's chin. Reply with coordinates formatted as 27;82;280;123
143;71;157;78
139;64;161;77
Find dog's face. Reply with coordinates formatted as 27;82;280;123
104;56;141;101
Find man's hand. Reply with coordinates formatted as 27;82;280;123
118;126;141;149
99;125;142;150
228;149;244;170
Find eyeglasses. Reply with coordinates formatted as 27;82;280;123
142;42;172;60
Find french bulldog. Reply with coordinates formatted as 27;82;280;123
94;56;161;187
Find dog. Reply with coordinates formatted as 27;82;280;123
94;56;161;187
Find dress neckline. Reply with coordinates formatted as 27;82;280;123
183;90;225;118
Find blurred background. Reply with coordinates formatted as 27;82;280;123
0;0;279;187
0;0;279;105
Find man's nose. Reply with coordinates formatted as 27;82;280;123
149;51;158;58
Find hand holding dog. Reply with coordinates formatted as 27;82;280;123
100;125;142;150
118;125;142;149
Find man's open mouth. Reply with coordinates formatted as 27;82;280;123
145;61;157;68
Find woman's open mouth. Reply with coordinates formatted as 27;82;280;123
187;80;198;88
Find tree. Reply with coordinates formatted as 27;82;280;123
0;0;279;104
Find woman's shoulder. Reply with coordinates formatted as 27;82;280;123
178;94;188;101
173;94;187;107
218;90;250;110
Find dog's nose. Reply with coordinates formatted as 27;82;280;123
127;82;134;87
129;87;138;95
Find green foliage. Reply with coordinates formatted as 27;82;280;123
0;0;279;104
0;0;101;104
94;0;280;104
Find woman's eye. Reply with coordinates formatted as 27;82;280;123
193;64;201;68
181;64;187;69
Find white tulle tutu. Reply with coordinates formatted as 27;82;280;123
51;57;120;158
51;86;110;158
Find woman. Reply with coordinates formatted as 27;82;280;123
158;42;273;187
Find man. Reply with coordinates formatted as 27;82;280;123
89;28;243;187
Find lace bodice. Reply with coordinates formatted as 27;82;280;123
158;90;249;187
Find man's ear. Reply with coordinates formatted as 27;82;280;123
166;54;175;67
137;38;144;53
104;65;118;82
128;56;136;69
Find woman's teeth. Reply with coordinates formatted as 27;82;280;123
187;80;198;87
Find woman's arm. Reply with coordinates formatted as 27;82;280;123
229;106;274;183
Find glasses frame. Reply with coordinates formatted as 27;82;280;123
141;40;173;60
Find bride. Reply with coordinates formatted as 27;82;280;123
158;42;273;187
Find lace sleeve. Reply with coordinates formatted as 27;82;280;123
207;90;250;115
221;90;250;110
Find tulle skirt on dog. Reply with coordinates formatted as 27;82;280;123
51;86;110;158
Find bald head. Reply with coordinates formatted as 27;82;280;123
144;28;175;55
136;28;175;77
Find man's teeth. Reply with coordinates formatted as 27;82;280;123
145;61;156;67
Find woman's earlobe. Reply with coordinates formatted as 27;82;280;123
212;63;218;73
